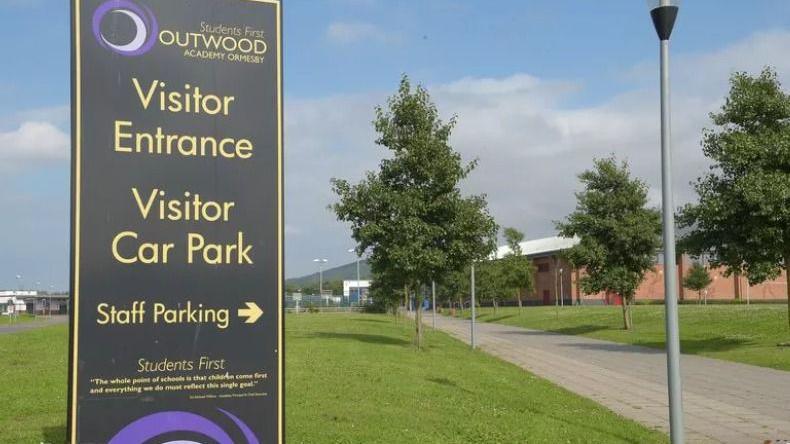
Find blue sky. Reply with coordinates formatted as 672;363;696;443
1;0;789;288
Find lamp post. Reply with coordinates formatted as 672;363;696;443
49;284;55;318
36;281;42;317
648;1;684;443
14;274;22;322
313;258;328;305
470;264;476;349
347;248;362;306
431;280;436;329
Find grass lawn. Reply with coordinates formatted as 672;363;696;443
0;313;38;325
453;304;790;371
0;313;666;444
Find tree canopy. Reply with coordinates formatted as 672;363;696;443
332;75;498;346
678;67;790;326
557;156;661;330
682;262;713;302
500;227;536;310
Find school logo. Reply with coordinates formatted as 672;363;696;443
108;409;260;444
92;0;158;56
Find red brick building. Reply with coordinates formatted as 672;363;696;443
496;236;788;305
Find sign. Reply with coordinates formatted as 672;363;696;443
69;1;282;442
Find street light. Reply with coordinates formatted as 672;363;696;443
347;248;362;306
312;258;328;305
431;280;436;330
49;284;55;318
36;281;42;317
470;263;476;349
648;1;684;443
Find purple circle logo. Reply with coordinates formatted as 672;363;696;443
108;409;260;444
92;0;158;56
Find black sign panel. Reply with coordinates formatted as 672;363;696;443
69;1;282;442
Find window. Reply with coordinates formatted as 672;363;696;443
537;263;550;273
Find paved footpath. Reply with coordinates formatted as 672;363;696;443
0;315;68;335
420;312;790;443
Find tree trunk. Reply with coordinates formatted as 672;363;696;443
621;297;633;330
458;296;463;316
734;271;742;301
516;290;523;312
493;298;498;313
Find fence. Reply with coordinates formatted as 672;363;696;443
285;293;370;312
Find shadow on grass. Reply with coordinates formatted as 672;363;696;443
481;313;516;323
349;318;389;324
42;425;66;444
501;324;610;337
552;325;611;336
552;335;753;357
638;337;754;354
308;331;410;346
558;341;664;354
426;377;474;394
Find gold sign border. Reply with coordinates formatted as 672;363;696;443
68;1;284;442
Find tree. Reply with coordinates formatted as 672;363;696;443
474;259;509;312
332;75;498;348
683;262;713;303
679;67;790;327
438;268;470;315
557;156;661;330
367;270;403;315
500;227;536;311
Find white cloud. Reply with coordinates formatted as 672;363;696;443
284;30;790;277
0;120;69;168
326;21;390;44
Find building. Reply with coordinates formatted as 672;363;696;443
0;291;70;315
495;236;578;305
0;294;28;314
496;236;788;305
343;280;371;303
25;295;70;315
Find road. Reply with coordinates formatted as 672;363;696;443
421;311;790;443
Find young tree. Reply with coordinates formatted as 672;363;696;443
557;156;661;330
474;259;508;312
679;68;790;327
332;75;498;348
438;268;469;315
501;227;536;311
683;262;713;303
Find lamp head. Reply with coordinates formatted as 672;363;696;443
648;0;679;41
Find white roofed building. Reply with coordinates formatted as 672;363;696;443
493;236;579;306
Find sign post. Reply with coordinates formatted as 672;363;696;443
69;1;283;442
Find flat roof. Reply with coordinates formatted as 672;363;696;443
495;236;580;259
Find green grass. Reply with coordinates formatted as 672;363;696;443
0;313;38;325
0;314;666;444
0;324;69;444
453;304;790;370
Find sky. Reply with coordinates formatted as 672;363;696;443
1;0;790;288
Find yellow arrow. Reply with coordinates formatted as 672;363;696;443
238;302;263;324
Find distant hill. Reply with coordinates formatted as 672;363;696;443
286;260;371;288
